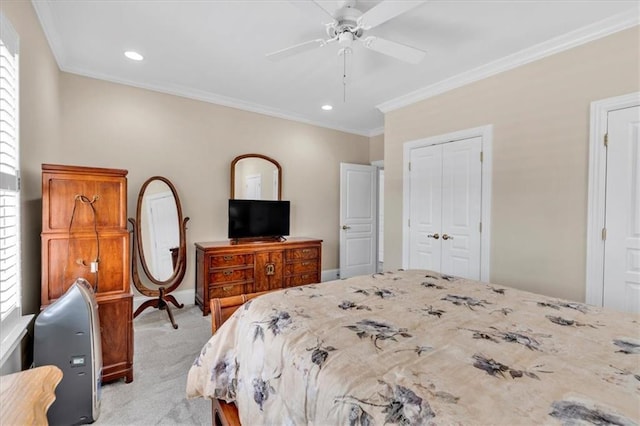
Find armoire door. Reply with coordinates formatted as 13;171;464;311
409;137;482;280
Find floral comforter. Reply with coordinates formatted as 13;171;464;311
186;270;640;425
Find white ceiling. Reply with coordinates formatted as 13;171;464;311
32;0;639;136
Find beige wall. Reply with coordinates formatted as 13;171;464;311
59;73;370;294
2;0;369;310
384;26;640;302
1;1;61;316
369;133;384;162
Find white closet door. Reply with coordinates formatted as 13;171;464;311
409;144;443;270
441;137;482;279
603;105;640;313
408;137;482;280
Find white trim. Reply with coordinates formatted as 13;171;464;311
31;3;638;137
31;0;372;138
58;64;374;137
322;269;340;282
370;160;384;168
30;0;67;67
0;314;34;369
585;92;640;306
378;11;639;113
133;288;194;313
133;270;341;310
402;125;492;282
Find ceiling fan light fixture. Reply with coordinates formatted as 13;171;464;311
338;31;354;47
124;50;144;61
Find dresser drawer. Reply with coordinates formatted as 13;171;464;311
286;247;319;261
285;260;318;274
210;267;253;283
285;273;319;287
209;282;253;299
209;253;254;269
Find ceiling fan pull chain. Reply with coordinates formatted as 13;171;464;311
340;47;351;102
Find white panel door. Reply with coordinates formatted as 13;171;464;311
603;105;640;313
441;137;482;279
409;144;442;271
378;169;385;264
146;192;180;281
244;174;261;199
340;163;376;279
408;138;482;280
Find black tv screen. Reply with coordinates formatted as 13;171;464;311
228;199;290;239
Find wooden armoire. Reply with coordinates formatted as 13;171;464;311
41;164;133;383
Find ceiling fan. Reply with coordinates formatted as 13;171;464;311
267;0;428;64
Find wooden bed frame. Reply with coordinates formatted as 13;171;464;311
209;292;269;426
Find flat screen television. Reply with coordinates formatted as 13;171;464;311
228;199;290;239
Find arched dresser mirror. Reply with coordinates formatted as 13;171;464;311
230;153;282;200
129;176;189;329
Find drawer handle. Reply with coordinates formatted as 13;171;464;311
223;255;233;261
222;285;233;292
265;263;275;276
302;262;310;266
302;249;310;253
223;270;233;276
301;274;309;279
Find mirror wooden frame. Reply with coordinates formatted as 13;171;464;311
128;176;190;329
230;153;282;200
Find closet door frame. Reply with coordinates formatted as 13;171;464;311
402;125;493;282
585;92;640;307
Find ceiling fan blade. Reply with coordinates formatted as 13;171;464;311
289;0;337;25
361;36;426;64
357;1;427;30
266;38;330;61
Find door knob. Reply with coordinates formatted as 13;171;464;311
342;225;351;230
427;233;440;239
442;234;454;240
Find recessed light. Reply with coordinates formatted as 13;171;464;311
321;105;333;111
124;51;144;61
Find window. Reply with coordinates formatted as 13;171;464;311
0;12;27;369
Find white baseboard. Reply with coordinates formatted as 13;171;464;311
321;269;339;282
133;289;195;312
134;270;340;312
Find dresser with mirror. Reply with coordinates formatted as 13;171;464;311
194;154;322;315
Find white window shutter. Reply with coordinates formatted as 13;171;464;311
0;11;21;326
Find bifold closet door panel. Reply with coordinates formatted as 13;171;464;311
41;232;130;304
440;138;482;279
408;144;443;270
42;171;127;232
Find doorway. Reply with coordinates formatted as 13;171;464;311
403;125;492;281
339;163;377;279
586;92;640;313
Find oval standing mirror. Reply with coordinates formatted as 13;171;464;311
231;154;282;200
129;176;189;329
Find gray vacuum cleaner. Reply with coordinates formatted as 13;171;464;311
34;278;102;425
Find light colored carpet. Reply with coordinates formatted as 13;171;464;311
95;305;212;425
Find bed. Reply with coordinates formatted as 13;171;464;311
186;269;640;425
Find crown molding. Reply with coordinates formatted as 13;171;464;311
31;0;67;67
368;127;385;137
63;65;374;137
377;11;640;113
32;0;372;137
